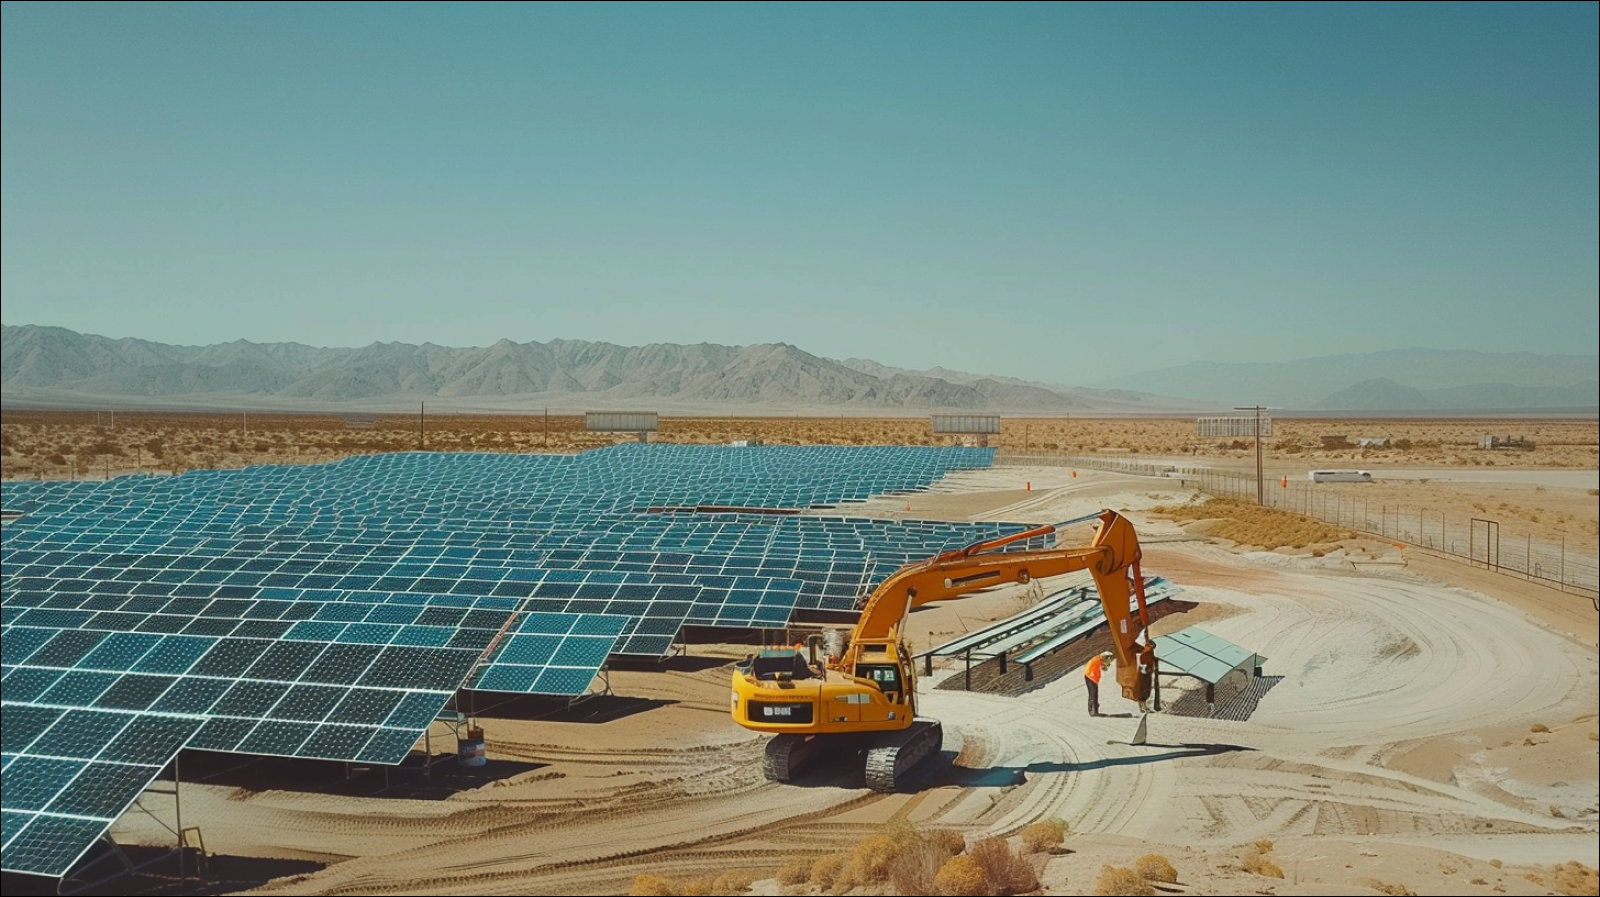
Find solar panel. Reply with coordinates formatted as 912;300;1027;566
469;612;626;695
0;702;203;878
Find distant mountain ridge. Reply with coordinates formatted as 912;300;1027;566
1089;348;1598;411
0;325;1186;413
1313;377;1599;412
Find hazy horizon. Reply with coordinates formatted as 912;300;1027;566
3;3;1596;384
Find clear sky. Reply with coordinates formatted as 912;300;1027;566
3;2;1596;385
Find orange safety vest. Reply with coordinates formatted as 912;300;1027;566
1085;655;1104;683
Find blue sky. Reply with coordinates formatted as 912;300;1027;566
3;2;1596;384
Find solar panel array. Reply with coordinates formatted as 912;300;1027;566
2;444;1037;877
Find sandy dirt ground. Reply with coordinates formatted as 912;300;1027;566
93;463;1598;897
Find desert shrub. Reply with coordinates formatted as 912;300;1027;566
1151;498;1351;549
890;838;950;896
710;870;754;895
676;876;712;897
926;828;968;855
882;816;923;847
1135;853;1177;883
1375;883;1417;896
629;874;674;896
1241;854;1284;878
1551;861;1599;896
1489;858;1503;868
1252;838;1275;854
1019;818;1069;853
968;836;1039;894
808;853;847;890
776;855;813;885
933;853;989;897
1093;864;1154;896
837;834;898;889
1530;722;1550;733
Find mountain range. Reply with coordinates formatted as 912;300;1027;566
2;326;1593;414
0;325;1184;414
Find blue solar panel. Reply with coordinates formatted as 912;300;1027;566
0;702;204;877
469;612;626;695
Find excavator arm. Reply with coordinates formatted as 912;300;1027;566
843;509;1154;702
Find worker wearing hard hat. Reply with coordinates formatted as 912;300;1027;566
1084;651;1114;717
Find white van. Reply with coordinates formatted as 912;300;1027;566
1308;469;1373;483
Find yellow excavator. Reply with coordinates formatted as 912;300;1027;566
731;509;1157;791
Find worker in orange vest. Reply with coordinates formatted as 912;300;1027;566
1084;651;1114;717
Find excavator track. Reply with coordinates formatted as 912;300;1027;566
863;719;942;792
763;733;823;783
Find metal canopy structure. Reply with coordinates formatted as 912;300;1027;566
2;443;1048;877
1153;627;1262;684
1196;416;1273;438
920;576;1184;688
1152;626;1265;718
930;414;1000;435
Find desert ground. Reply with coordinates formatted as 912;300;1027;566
4;413;1597;896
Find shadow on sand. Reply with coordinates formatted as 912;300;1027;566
778;741;1254;792
177;748;548;801
6;846;323;897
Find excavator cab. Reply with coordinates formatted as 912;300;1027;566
857;664;903;703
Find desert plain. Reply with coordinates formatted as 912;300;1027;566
2;412;1597;897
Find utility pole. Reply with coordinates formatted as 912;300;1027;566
419;402;426;450
544;407;549;447
1235;405;1268;505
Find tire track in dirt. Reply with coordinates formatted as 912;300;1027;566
231;540;1594;895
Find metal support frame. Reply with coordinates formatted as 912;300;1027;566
573;663;613;707
1470;517;1500;572
1153;662;1256;719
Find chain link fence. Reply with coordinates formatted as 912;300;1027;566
996;451;1599;604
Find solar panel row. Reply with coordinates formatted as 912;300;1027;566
2;444;1012;877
